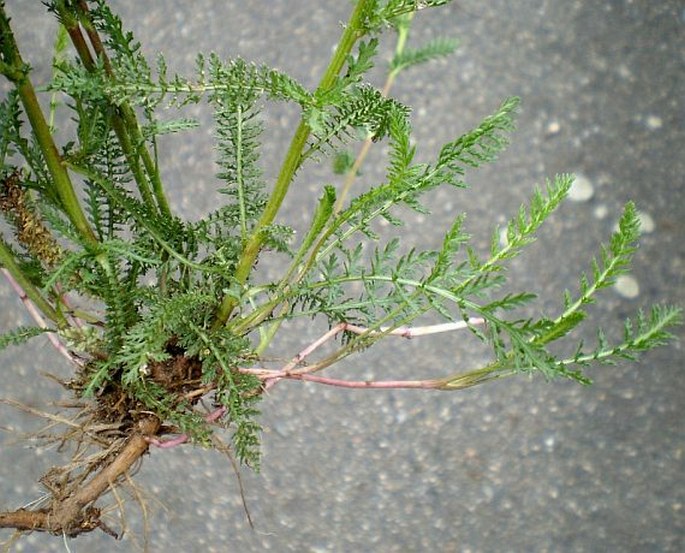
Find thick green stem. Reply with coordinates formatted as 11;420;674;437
58;1;172;219
212;0;372;328
20;83;97;245
244;15;416;351
78;0;172;219
0;239;67;327
0;5;97;247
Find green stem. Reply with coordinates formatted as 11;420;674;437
287;16;414;292
79;0;171;218
213;0;372;328
332;14;412;215
0;5;98;247
0;238;67;328
438;362;511;390
61;1;172;219
110;114;157;208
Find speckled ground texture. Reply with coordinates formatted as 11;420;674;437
1;1;683;552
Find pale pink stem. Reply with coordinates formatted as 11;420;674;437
54;283;85;330
262;323;347;390
146;434;188;449
263;318;484;389
280;323;346;373
239;367;278;377
344;318;484;338
205;406;227;422
285;372;441;389
1;268;82;367
146;407;227;449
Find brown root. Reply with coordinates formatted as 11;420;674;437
0;415;160;538
1;346;227;540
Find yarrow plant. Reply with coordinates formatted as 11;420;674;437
0;0;680;542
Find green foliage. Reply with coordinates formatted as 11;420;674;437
0;0;680;473
211;60;266;242
390;36;459;73
0;326;50;352
305;84;410;160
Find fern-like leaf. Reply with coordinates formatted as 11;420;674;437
0;326;50;352
390;36;459;73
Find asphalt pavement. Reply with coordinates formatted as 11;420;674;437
1;1;683;551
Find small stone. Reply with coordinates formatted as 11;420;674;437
545;120;561;136
593;204;608;219
544;434;556;452
614;274;640;299
617;64;633;81
645;115;662;130
481;484;495;501
568;173;594;202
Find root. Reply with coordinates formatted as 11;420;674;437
0;346;233;540
0;415;160;538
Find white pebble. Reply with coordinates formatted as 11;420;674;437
544;435;556;452
593;204;608;219
617;64;633;81
614;274;640;299
546;120;561;136
645;115;663;130
568;174;594;202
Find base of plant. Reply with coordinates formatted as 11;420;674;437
0;406;159;538
0;341;234;538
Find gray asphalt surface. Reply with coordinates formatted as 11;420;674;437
1;1;683;552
